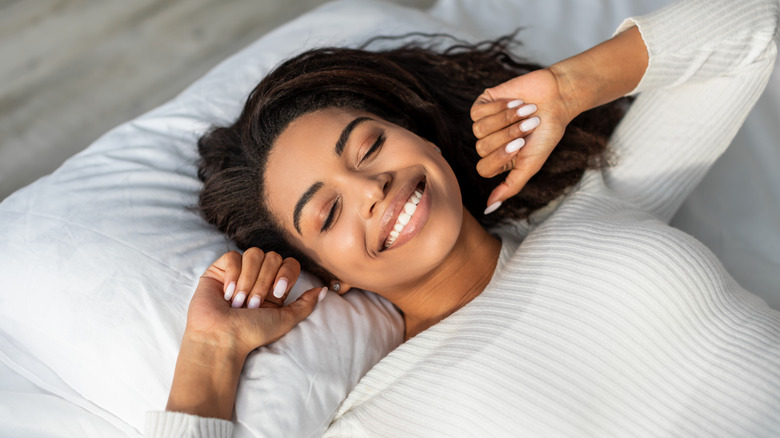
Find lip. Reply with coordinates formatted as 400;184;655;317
377;175;430;252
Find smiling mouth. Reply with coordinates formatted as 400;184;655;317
382;178;427;250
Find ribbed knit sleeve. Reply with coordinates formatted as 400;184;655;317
145;411;233;438
603;0;778;221
324;1;780;436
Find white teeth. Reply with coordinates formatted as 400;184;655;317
388;229;400;241
384;188;423;249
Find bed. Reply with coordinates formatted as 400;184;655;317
0;0;778;437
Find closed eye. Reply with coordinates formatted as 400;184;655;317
359;132;385;165
321;131;383;233
321;197;339;232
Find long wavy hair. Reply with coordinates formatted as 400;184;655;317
197;34;627;279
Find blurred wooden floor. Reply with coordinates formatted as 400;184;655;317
0;0;434;200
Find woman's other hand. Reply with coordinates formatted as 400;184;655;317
187;248;325;357
166;249;325;419
470;68;577;213
471;26;648;214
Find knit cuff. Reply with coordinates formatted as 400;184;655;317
145;411;233;438
614;0;778;96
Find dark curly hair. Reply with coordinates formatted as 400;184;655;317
197;34;627;279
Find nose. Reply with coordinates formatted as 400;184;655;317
356;173;390;219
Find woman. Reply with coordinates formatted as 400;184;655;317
148;0;780;436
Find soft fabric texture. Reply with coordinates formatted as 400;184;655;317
0;2;446;437
1;0;779;437
145;412;233;438
144;0;780;436
323;0;780;436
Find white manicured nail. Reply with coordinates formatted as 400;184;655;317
224;282;236;301
516;104;537;118
318;287;328;303
273;278;288;299
484;201;502;215
505;137;525;154
520;116;540;132
507;99;524;108
232;292;246;308
247;296;261;309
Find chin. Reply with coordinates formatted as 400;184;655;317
408;203;463;271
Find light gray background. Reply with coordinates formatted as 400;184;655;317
0;0;435;200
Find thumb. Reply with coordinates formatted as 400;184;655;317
281;286;326;327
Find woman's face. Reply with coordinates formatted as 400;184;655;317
264;107;463;294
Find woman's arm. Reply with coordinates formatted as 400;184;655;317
548;26;647;125
146;250;326;437
470;25;648;210
165;331;246;420
472;0;778;219
601;0;778;220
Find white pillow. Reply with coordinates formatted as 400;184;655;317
0;0;467;436
2;0;778;436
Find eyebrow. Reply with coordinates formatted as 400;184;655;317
334;116;373;156
293;116;373;235
293;182;323;234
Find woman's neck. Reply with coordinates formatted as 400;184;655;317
391;209;501;340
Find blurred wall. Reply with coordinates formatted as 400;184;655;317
0;0;435;200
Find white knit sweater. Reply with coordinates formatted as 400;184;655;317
146;0;780;436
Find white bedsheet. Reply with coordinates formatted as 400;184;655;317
1;0;777;436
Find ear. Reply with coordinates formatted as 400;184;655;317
329;280;353;295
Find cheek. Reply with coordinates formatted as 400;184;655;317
295;137;464;288
435;152;461;194
305;220;366;277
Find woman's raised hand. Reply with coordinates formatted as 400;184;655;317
470;68;578;213
185;248;326;358
471;27;648;213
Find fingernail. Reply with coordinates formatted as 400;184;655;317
273;278;288;299
484;201;502;215
318;287;328;303
507;99;524;108
520;116;540;132
504;137;525;154
232;292;246;308
247;296;261;309
488;183;509;206
516;104;537;118
224;282;236;301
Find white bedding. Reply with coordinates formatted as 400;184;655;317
0;0;777;437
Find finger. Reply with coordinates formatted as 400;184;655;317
473;103;537;142
233;247;264;308
475;112;539;161
485;156;545;210
475;122;540;180
265;287;326;344
247;251;283;309
473;103;520;141
476;140;517;179
267;257;301;307
470;97;517;123
470;87;499;109
206;251;242;301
